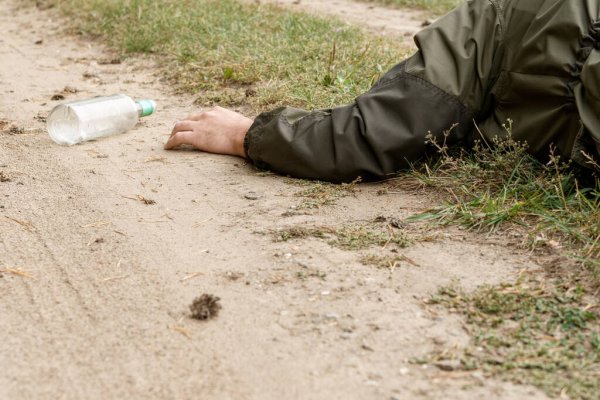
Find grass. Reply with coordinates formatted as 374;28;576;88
400;124;599;399
404;123;600;288
273;222;410;251
44;0;409;112
289;178;361;209
424;277;600;399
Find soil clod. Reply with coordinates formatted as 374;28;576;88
244;191;262;200
98;57;122;65
0;172;11;182
433;359;463;371
189;294;222;320
63;86;79;94
8;126;24;134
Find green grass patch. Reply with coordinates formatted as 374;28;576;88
404;123;599;398
424;278;600;399
405;122;600;288
46;0;409;111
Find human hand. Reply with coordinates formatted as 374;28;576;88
164;106;253;157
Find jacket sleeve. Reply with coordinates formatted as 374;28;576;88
244;0;504;183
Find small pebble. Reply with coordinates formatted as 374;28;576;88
244;191;262;200
324;312;340;321
434;359;462;371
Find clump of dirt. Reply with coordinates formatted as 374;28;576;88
97;57;121;65
0;172;11;183
189;294;222;320
63;86;78;94
7;126;24;135
140;197;155;205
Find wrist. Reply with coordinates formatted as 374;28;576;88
235;119;253;157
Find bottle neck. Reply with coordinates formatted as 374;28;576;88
135;99;156;117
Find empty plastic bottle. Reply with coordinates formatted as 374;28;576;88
47;94;156;145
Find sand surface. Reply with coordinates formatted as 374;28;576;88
0;1;548;399
257;0;429;39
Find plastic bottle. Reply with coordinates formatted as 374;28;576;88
47;94;156;145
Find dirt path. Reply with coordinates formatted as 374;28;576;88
0;1;548;399
258;0;429;40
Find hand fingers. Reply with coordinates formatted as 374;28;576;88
183;113;205;121
171;120;198;135
183;106;223;121
164;130;195;150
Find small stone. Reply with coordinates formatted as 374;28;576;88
361;343;374;352
434;360;462;371
63;86;79;93
471;371;485;382
244;191;262;200
324;312;340;321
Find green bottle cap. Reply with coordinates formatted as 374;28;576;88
136;99;156;117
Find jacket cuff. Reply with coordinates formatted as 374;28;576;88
243;108;285;166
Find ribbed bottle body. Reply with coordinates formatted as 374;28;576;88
48;94;139;145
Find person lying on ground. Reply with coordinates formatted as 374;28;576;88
165;0;600;183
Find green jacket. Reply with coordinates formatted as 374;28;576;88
244;0;600;182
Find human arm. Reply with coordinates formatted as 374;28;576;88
165;0;503;182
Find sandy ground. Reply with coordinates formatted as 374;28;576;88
0;1;549;399
257;0;429;39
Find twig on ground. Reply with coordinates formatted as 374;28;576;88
3;216;34;231
101;274;129;282
81;220;111;228
0;268;35;279
171;325;192;339
181;272;204;281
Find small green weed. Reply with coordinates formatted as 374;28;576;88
333;224;410;250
